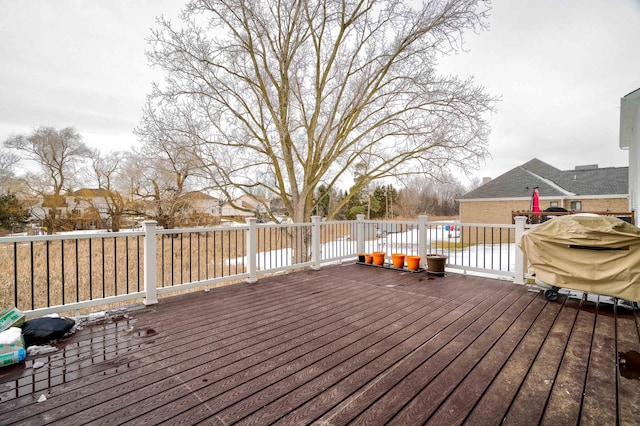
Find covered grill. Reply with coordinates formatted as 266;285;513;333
519;214;640;302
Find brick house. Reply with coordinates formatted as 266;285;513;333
459;158;629;224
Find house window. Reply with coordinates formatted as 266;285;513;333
570;201;582;211
72;209;81;216
550;201;558;207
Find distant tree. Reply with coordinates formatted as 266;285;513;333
0;192;29;233
142;0;495;224
3;126;93;233
4;127;92;197
314;184;347;219
126;151;194;229
90;151;139;232
396;174;464;217
0;149;20;193
372;185;399;219
134;104;214;228
314;184;331;217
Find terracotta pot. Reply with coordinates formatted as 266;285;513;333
426;254;447;276
391;253;405;268
406;255;421;271
372;251;386;266
365;254;374;264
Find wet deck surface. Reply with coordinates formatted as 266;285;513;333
1;264;639;425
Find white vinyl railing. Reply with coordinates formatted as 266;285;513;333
0;215;530;317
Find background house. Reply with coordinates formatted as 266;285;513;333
220;194;271;219
459;158;629;224
178;191;221;226
29;189;111;231
67;188;111;229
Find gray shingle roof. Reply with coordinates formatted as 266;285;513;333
460;158;628;199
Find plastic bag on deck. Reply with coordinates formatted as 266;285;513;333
21;317;75;347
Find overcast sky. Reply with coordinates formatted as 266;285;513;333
1;0;639;185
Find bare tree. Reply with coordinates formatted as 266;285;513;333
0;149;21;193
4;127;92;195
126;139;197;229
3;126;93;232
396;172;465;217
90;151;139;231
142;0;495;223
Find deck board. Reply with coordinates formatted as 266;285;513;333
1;264;639;425
427;294;548;425
581;296;618;424
502;296;582;424
541;297;596;426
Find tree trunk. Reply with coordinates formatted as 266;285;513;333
111;214;121;232
290;195;312;265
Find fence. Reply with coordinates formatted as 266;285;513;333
0;216;530;318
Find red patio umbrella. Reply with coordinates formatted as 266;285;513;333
532;187;541;213
532;187;541;222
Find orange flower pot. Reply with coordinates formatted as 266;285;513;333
406;255;421;271
372;251;386;266
391;253;405;269
365;254;374;264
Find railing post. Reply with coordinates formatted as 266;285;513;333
356;214;365;255
246;217;258;283
311;215;322;270
418;215;428;268
514;216;528;285
142;220;158;305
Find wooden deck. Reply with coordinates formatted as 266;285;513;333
1;264;639;425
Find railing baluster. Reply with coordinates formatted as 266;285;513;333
137;235;141;292
75;239;79;302
46;240;50;307
125;236;129;294
234;229;238;275
171;233;175;286
113;237;117;296
227;228;231;276
13;242;18;308
180;233;184;285
205;231;209;279
30;241;34;310
87;238;93;300
101;237;105;298
196;232;200;282
213;230;217;278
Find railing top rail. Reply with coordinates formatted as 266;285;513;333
256;221;312;230
0;230;145;243
451;222;516;229
319;219;357;226
361;219;462;225
156;224;249;234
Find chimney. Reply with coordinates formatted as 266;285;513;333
482;177;492;185
574;164;598;171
